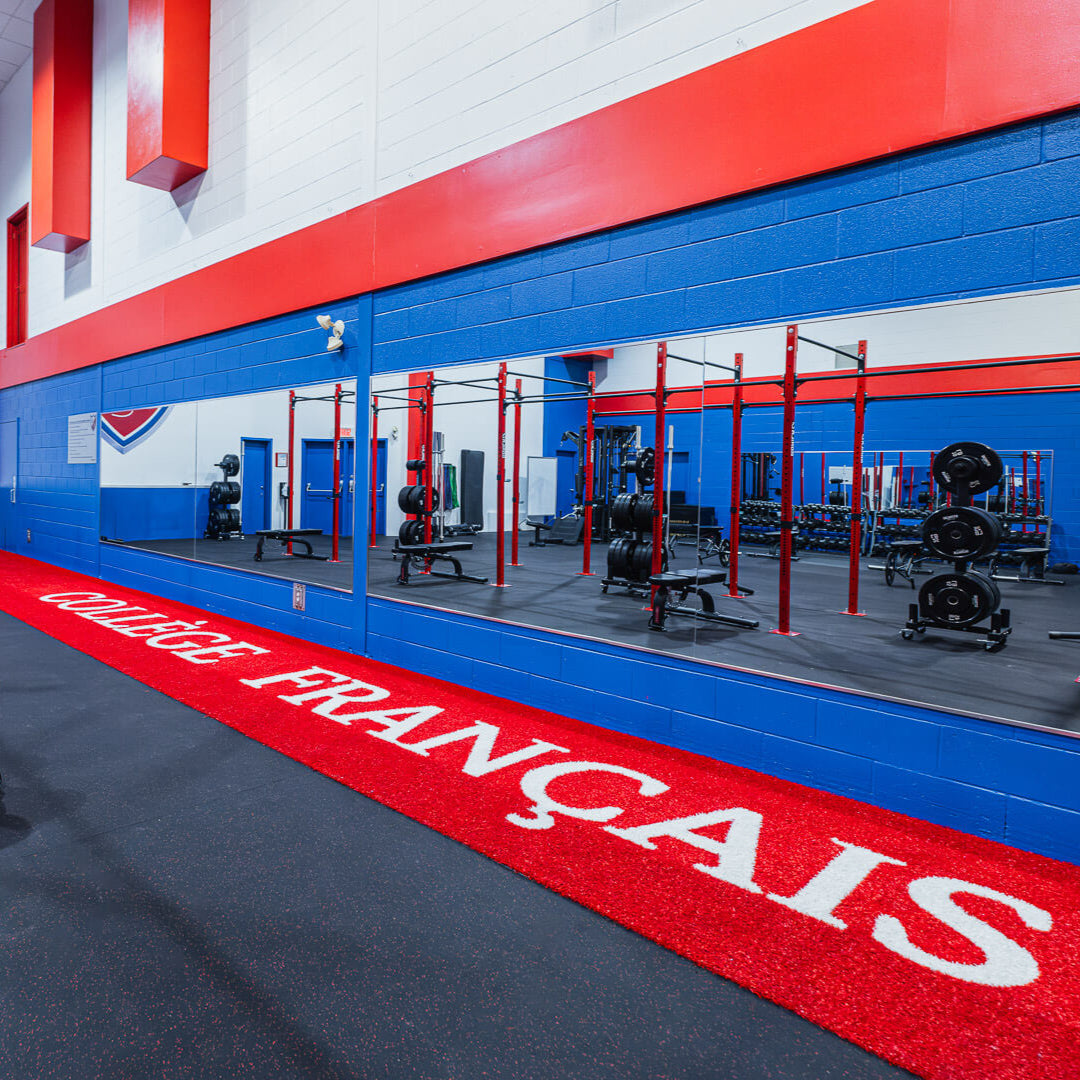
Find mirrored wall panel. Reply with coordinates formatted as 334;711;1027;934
101;380;357;590
366;325;1080;735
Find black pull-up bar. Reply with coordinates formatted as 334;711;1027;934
666;352;740;374
508;369;591;389
797;334;865;366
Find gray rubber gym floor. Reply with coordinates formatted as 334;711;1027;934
368;533;1080;736
0;611;914;1080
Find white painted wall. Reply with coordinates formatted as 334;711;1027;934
0;0;867;338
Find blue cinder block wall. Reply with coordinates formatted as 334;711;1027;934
4;110;1080;862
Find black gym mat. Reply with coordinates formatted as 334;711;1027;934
459;449;485;528
370;532;1080;735
0;612;911;1080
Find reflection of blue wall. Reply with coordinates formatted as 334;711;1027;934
541;356;590;516
101;487;211;541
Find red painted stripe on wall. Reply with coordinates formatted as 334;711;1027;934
31;0;94;253
127;0;211;191
593;354;1080;415
5;0;1080;386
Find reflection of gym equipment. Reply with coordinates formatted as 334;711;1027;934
602;473;669;593
204;454;243;540
287;383;355;564
563;424;639;541
527;515;585;547
901;441;1012;651
647;569;759;633
1047;632;1080;684
883;539;930;588
394;541;489;585
254;528;326;561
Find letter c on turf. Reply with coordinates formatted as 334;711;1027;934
507;760;669;831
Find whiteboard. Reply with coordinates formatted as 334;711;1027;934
526;456;558;517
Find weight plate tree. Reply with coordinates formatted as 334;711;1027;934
205;455;244;540
902;439;1011;650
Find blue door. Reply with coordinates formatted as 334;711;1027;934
241;438;271;532
556;448;577;516
374;439;387;537
301;439;355;538
0;420;17;550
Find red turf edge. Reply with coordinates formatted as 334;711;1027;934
1;552;1078;1080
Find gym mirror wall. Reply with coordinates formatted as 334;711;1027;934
100;380;358;591
367;316;1080;736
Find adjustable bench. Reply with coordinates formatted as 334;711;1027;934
648;568;759;632
254;529;326;561
394;541;490;585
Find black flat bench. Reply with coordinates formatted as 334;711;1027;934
991;545;1058;584
254;529;326;561
394;541;489;585
648;569;759;633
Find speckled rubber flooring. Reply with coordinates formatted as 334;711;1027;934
0;612;914;1080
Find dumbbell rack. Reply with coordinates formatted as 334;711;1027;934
736;500;796;558
798;503;856;554
870;507;930;554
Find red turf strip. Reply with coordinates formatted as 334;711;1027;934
1;552;1078;1080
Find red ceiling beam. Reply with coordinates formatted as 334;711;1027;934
127;0;211;191
31;0;94;253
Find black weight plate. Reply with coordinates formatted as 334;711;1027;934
922;506;1001;559
225;509;241;530
632;541;653;580
919;571;999;628
607;538;631;579
209;481;229;503
635;447;655;485
932;442;1003;496
398;485;436;514
611;493;638;531
398;520;424;545
218;454;240;477
222;481;241;504
633;494;655;532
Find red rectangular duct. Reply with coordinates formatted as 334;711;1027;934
127;0;211;191
31;0;94;253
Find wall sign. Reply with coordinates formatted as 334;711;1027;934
67;413;98;464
